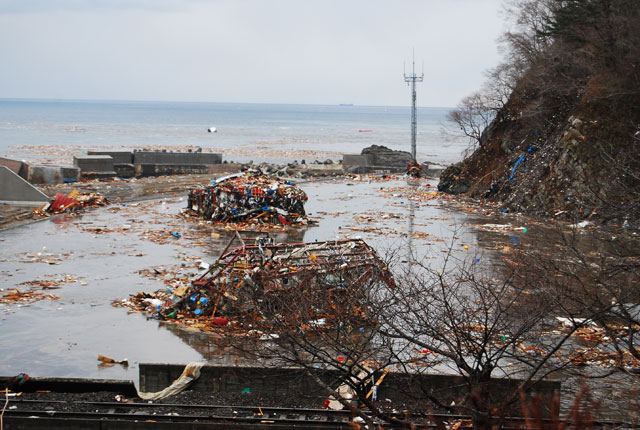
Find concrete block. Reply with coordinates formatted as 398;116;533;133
423;164;445;178
114;163;135;178
134;164;210;177
342;154;373;173
133;151;222;166
0;157;29;180
73;155;115;173
88;151;134;164
0;166;50;205
28;165;80;185
206;163;243;175
60;166;81;180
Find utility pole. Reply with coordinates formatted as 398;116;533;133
404;54;423;162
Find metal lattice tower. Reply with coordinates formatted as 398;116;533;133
404;56;424;162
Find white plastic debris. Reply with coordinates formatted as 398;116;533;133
569;220;592;229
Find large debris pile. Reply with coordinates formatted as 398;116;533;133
185;171;308;226
124;237;395;332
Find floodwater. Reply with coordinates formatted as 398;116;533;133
2;177;637;421
0;178;488;384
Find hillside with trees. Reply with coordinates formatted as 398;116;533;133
441;0;639;227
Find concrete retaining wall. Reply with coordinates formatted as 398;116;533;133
139;364;560;417
0;157;29;180
133;152;222;165
88;151;134;164
135;164;210;177
28;165;80;185
0;166;50;205
0;375;137;395
74;155;115;173
342;154;373;173
114;163;135;178
140;364;337;399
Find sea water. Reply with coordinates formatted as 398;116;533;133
0;98;468;165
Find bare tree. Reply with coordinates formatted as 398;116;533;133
241;232;613;429
446;0;557;154
447;92;499;152
374;238;610;429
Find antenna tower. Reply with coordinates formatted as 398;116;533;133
404;54;424;162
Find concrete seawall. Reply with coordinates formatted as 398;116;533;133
140;363;560;417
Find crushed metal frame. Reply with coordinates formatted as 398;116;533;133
151;234;396;329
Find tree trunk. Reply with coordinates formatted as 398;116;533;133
471;410;493;430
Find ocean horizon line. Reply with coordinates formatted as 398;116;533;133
0;97;453;111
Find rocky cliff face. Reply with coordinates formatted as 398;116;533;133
439;1;640;227
440;96;639;226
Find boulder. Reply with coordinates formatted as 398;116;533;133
361;145;412;168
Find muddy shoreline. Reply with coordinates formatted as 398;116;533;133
1;173;235;231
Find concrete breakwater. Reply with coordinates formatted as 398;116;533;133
81;150;223;179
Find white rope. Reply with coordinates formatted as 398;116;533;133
137;362;204;401
1;388;8;430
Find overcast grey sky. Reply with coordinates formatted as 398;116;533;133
0;0;505;107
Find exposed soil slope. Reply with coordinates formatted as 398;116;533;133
439;0;640;227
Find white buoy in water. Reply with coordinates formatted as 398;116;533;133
207;127;217;133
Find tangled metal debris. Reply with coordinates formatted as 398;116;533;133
185;171;308;226
123;235;395;333
407;161;421;178
32;190;109;217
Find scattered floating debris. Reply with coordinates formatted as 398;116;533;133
97;354;129;367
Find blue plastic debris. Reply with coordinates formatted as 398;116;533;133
509;154;526;180
510;235;521;248
171;231;181;238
